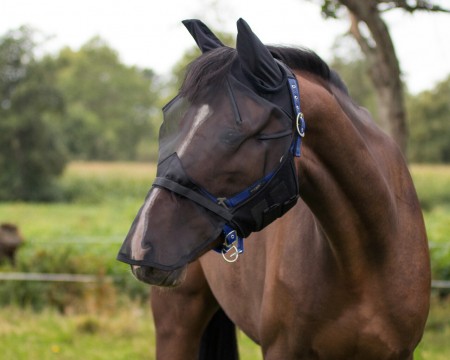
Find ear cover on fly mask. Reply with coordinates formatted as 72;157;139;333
236;18;283;90
234;18;293;120
182;19;224;53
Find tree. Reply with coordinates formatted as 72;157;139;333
54;37;160;161
0;27;67;201
329;41;450;163
407;75;450;163
315;0;449;154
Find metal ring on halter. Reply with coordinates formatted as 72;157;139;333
296;112;305;137
222;246;239;263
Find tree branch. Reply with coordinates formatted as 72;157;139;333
377;0;450;13
348;13;375;56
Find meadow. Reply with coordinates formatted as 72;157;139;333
0;162;449;359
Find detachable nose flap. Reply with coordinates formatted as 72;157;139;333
117;157;227;271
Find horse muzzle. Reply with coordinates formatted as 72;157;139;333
131;265;187;287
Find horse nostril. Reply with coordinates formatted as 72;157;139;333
131;265;158;283
131;265;143;279
131;265;144;276
129;264;187;287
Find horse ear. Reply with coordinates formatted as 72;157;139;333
236;18;283;88
182;19;225;53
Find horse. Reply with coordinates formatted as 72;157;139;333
0;223;23;266
117;18;430;359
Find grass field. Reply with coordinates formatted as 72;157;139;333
0;161;449;359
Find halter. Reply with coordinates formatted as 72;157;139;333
144;65;305;266
214;69;305;261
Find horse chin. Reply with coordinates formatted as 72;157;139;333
131;265;187;287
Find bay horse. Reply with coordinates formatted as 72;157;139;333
118;18;430;359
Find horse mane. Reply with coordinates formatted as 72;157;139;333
180;45;348;101
180;47;237;101
267;46;349;94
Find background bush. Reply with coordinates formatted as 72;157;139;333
0;27;68;201
0;162;448;312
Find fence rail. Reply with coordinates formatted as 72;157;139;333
0;272;449;289
0;272;115;283
432;280;450;289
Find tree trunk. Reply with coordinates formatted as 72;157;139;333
339;0;408;154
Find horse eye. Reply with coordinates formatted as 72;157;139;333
219;131;244;146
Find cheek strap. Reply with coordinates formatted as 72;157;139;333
152;177;233;221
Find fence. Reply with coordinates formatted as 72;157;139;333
1;236;449;288
0;272;115;282
0;272;449;289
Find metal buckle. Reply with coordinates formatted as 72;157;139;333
224;229;238;246
219;227;243;263
296;112;305;137
217;197;229;209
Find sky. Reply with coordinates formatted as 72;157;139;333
1;0;449;94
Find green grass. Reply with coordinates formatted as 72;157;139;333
60;161;154;203
0;304;264;360
0;305;156;360
0;298;448;360
424;206;450;280
410;165;450;211
415;298;450;360
0;162;449;358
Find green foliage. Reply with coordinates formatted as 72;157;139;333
0;27;68;201
0;25;166;202
316;0;342;18
54;37;160;161
0;162;154;311
0;242;147;312
407;75;450;163
0;215;148;311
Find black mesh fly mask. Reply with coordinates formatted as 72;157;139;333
117;19;305;271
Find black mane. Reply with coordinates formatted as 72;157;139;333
268;46;349;94
180;45;348;101
268;46;330;80
180;47;237;101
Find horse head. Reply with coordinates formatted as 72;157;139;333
117;19;302;286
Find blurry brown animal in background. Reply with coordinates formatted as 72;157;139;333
0;223;24;266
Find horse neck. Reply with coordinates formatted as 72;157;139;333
296;72;400;277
